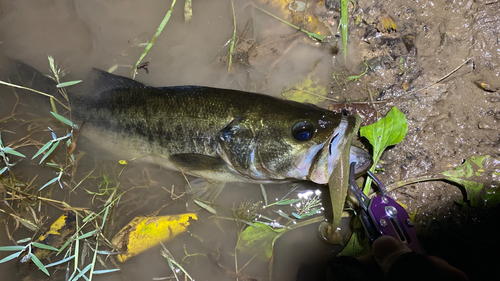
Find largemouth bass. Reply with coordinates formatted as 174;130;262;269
72;69;371;184
1;60;371;186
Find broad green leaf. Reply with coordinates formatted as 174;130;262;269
56;80;82;88
360;107;407;194
51;111;78;129
32;141;53;160
236;222;287;261
0;251;22;263
360;107;407;161
39;140;60;164
30;253;50;276
39;177;59;191
441;155;500;207
0;246;25;251
3;147;26;158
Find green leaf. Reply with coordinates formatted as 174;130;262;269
236;222;287;261
39;177;59;191
93;268;121;274
260;184;268;206
0;166;8;175
360;107;408;160
32;242;59;251
441;155;500;207
3;147;26;158
77;229;99;240
194;199;217;215
0;251;22;263
30;253;50;276
51;111;78;129
273;198;301;205
39;140;60;164
56;80;82;88
70;263;92;281
32;141;54;160
360;107;408;194
338;218;371;257
45;255;75;268
0;246;25;251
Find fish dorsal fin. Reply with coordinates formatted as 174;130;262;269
89;68;146;97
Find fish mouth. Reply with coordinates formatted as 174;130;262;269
308;117;349;184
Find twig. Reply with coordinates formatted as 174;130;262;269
408;58;472;94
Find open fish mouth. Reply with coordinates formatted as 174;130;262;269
308;116;372;184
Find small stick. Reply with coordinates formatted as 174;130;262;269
408;58;472;94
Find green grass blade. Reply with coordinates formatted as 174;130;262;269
16;237;32;244
92;268;121;274
56;80;82;88
0;251;22;263
45;255;75;268
30;253;50;276
32;141;54;160
0;80;69;110
0;131;3;147
0;246;25;251
51;111;78;129
3;147;26;158
0;166;8;175
39;140;60;164
77;229;99;240
194;199;217;215
260;184;268;206
32;242;59;251
39;177;59;191
131;0;177;78
70;263;92;281
340;0;348;59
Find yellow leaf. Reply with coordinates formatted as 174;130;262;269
284;74;327;104
112;213;198;262
33;212;76;260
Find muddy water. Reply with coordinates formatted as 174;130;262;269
1;0;499;280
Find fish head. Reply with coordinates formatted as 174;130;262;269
218;103;371;184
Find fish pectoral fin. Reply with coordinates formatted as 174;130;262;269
184;178;225;213
169;154;228;172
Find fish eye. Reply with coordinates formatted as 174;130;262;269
292;121;315;141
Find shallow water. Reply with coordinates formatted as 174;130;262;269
1;0;500;280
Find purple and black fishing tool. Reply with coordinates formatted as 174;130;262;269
349;162;422;253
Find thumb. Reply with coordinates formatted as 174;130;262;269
372;236;412;274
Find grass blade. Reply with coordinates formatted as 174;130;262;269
56;80;82;88
340;0;348;59
131;0;177;78
51;111;78;129
3;147;26;158
39;177;59;191
194;199;217;215
77;229;99;240
0;80;69;110
45;255;75;268
30;253;50;276
39;140;60;164
16;237;32;244
0;166;8;175
70;263;92;281
32;242;59;251
92;268;121;275
260;184;268;206
0;246;25;251
32;141;53;160
0;251;22;263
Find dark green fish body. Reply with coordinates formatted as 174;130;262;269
72;69;371;184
